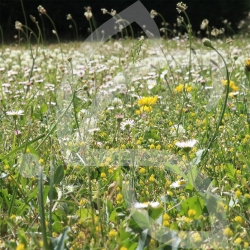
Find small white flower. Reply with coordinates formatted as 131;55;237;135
147;79;156;89
150;10;158;18
133;201;160;208
170;179;187;188
120;119;135;131
101;8;108;14
6;110;24;116
84;11;92;20
88;127;100;133
66;14;72;20
175;139;197;149
170;124;186;136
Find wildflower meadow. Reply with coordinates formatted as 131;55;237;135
0;1;250;249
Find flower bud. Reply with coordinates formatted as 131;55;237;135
202;38;212;48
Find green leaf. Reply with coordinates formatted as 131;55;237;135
0;134;45;161
0;189;9;206
110;209;118;223
48;186;58;200
40;103;48;114
53;221;63;233
119;226;132;241
128;210;150;233
224;163;235;180
76;209;91;219
165;163;186;179
180;196;204;219
187;165;198;187
148;205;163;220
54;165;64;184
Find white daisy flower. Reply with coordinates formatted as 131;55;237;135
175;139;197;149
147;79;157;89
120;119;135;131
170;179;187;188
6;110;24;116
133;201;160;209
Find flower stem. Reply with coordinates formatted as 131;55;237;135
202;46;230;160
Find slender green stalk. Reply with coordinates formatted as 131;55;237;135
7;118;33;216
71;18;79;41
44;13;63;57
38;166;50;250
35;91;76;150
182;10;193;79
0;25;4;48
88;19;93;42
77;153;96;240
91;14;100;41
18;26;39;95
202;44;230;160
48;161;54;238
20;0;28;38
116;15;129;39
39;14;47;43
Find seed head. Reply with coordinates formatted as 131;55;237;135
111;9;116;16
202;38;212;48
38;5;46;14
176;2;187;13
84;7;92;20
211;28;220;37
150;10;158;18
30;15;37;23
15;21;23;30
101;8;108;14
66;14;72;20
200;19;209;30
177;16;184;26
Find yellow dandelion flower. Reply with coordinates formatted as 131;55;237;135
163;213;170;220
234;216;243;224
174;84;184;93
108;229;117;239
101;172;106;178
235;190;242;198
139;167;146;174
234;237;242;245
245;58;250;72
116;193;123;203
38;158;44;164
188;209;196;218
16;243;25;250
120;247;128;250
149;174;155;182
163;220;170;227
143;106;152;112
191;232;202;243
223;227;233;237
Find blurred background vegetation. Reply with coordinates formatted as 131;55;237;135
0;0;249;42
